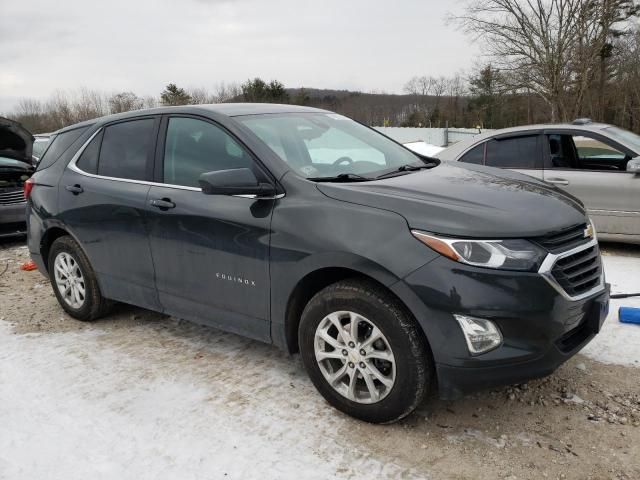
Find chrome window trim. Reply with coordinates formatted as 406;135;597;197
537;238;605;301
68;128;285;199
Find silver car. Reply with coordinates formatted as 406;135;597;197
438;120;640;244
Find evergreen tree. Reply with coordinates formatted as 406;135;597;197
160;83;192;106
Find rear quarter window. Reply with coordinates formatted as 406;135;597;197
36;127;89;171
459;144;485;165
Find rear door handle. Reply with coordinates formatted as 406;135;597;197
149;198;176;210
65;184;84;194
547;178;570;186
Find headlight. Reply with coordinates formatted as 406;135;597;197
411;231;546;271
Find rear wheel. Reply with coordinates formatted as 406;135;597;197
48;236;111;321
299;279;432;423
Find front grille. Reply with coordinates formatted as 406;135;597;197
534;223;589;253
0;189;26;205
551;245;602;297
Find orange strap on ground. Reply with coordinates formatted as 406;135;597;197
20;260;38;271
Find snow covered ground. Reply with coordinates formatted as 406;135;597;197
582;253;640;367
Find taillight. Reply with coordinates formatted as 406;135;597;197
24;178;34;200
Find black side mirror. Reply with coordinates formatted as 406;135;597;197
198;168;277;197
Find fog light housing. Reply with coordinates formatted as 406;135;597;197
453;315;503;355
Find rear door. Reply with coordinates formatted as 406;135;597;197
458;134;544;180
542;130;638;236
60;116;161;310
145;115;275;341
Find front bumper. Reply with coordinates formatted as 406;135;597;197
399;255;609;400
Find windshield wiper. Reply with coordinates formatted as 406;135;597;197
375;163;434;180
308;173;373;182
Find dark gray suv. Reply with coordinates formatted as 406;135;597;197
26;104;609;423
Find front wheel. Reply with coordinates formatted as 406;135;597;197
299;279;432;423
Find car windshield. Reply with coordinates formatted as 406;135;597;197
603;126;640;153
236;112;424;179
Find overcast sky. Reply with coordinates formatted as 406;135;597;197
0;0;478;113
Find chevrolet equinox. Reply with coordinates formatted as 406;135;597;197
26;104;610;423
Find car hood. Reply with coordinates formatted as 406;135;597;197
0;117;34;164
316;161;587;238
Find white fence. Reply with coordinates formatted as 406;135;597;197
374;127;492;147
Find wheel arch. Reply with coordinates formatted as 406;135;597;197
39;225;90;275
279;261;431;359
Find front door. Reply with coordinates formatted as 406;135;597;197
542;131;639;236
146;115;275;341
59;116;161;310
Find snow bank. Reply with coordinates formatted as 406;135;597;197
403;141;445;157
581;253;640;367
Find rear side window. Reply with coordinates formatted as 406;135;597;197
459;144;484;165
36;127;89;171
485;136;539;169
76;131;103;174
98;119;155;180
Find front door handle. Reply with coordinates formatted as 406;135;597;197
149;198;176;210
547;178;570;186
65;184;84;194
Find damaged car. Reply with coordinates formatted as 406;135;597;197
0;117;34;238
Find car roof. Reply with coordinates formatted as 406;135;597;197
56;103;330;134
438;122;615;160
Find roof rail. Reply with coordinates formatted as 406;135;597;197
572;118;593;125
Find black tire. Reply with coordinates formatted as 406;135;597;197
299;278;432;424
47;236;111;321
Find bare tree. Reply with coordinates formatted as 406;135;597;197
403;75;433;113
212;82;241;103
187;87;213;104
454;0;638;121
108;92;144;113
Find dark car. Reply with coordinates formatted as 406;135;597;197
0;117;34;238
26;104;609;423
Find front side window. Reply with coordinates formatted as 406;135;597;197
98;119;155;181
573;135;625;159
547;134;629;171
485;136;539;169
237;113;422;179
163;117;252;188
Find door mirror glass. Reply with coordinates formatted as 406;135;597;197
198;168;276;196
627;157;640;173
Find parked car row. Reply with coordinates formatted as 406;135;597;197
26;104;610;423
438;119;640;244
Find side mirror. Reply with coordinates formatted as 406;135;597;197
627;157;640;173
198;168;277;197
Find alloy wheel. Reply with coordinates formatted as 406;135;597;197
53;252;86;309
314;310;396;404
